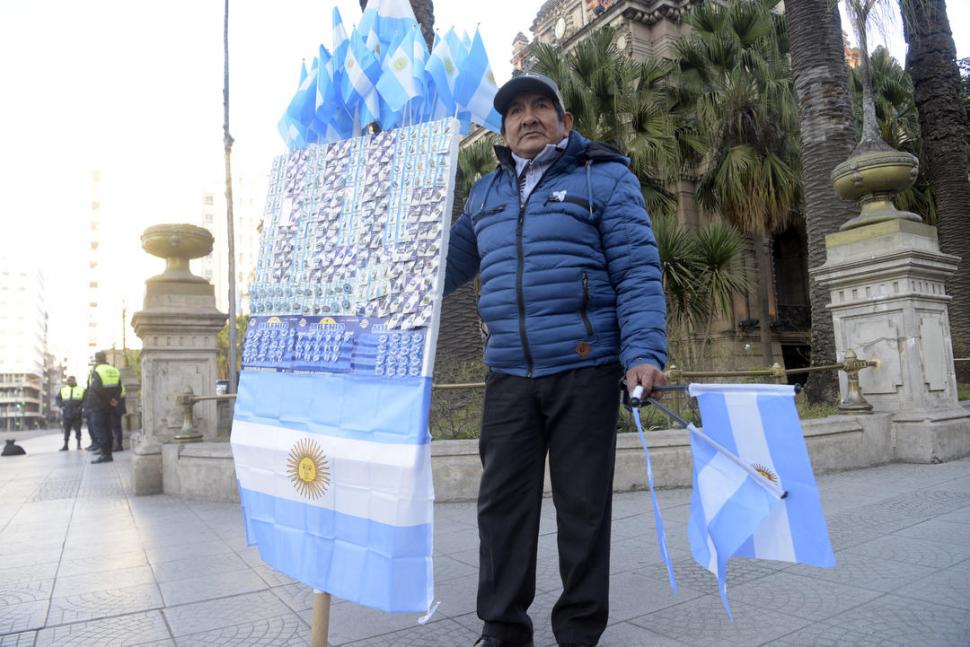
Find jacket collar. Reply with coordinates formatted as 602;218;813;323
493;130;630;170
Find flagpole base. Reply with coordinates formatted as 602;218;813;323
310;590;331;647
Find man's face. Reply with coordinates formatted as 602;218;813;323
67;377;76;387
502;92;573;159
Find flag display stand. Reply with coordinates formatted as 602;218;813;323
310;591;332;647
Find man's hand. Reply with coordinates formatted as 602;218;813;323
625;363;667;398
110;399;118;408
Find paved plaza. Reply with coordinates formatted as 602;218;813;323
0;430;968;646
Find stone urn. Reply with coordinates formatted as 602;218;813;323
831;145;922;231
142;224;213;283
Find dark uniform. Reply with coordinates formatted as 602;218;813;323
88;361;122;463
55;383;86;450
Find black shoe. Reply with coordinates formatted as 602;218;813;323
474;638;533;647
85;445;98;452
59;445;68;451
91;456;113;464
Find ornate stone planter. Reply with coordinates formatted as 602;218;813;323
141;224;214;283
831;146;922;231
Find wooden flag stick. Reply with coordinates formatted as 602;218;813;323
310;590;332;647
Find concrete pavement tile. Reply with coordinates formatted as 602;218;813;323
251;563;297;587
0;631;36;646
53;564;156;597
893;519;970;546
814;593;970;647
841;533;970;568
150;551;249;583
632;594;811;646
0;550;62;570
0;599;50;634
342;617;479;646
431;526;479;555
139;528;221;549
727;571;880;622
938;475;970;494
34;609;172;646
145;539;234;565
0;541;64;560
935;506;970;524
272;582;315;613
56;550;149;577
174;612;311;646
785;550;936;592
895;557;970;611
598;621;690;647
764;620;909;646
432;554;478;584
636;556;780;594
0;578;54;604
163;590;291;636
609;537;690;577
45;582;164;625
429;568;477;619
158;569;267;606
0;561;59;584
608;571;705;620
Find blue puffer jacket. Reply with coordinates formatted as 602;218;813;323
444;130;666;378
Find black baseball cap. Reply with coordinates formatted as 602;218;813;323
493;72;566;116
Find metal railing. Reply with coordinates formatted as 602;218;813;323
171;350;879;442
174;387;237;443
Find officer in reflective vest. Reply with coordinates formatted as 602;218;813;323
55;376;86;451
87;351;122;464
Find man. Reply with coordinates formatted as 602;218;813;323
445;73;667;647
55;376;85;451
87;351;122;464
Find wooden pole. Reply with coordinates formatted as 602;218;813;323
310;590;332;647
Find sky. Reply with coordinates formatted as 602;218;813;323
0;0;967;376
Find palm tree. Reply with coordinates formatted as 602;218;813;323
654;215;748;368
899;0;970;378
672;0;799;368
358;0;435;50
784;0;858;403
531;27;681;218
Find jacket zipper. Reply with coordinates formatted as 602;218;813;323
580;272;593;337
514;165;535;377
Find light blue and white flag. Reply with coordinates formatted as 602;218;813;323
453;28;502;134
359;0;418;60
233;370;435;613
377;28;421;114
279;59;319;150
687;383;836;616
342;29;382;128
425;29;463;119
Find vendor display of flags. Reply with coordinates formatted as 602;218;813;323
279;0;503;149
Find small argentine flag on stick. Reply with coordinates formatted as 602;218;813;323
686;383;836;619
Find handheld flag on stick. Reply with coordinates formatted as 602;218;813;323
687;384;836;617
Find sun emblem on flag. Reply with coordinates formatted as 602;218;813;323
287;438;331;500
752;463;779;484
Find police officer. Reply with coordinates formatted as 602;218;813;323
87;351;122;464
55;376;85;451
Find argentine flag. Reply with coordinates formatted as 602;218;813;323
453;29;502;133
232;371;434;613
342;29;383;129
360;0;418;60
376;28;421;114
425;29;463;118
687;384;836;616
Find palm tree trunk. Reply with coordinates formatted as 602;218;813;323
755;234;775;367
900;0;970;382
785;0;858;404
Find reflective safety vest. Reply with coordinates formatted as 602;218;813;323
94;364;121;386
60;385;85;401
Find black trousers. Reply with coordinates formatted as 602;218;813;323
62;416;82;443
91;409;112;459
111;410;123;449
477;363;621;646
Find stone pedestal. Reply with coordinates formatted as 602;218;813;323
813;219;969;462
131;225;227;494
